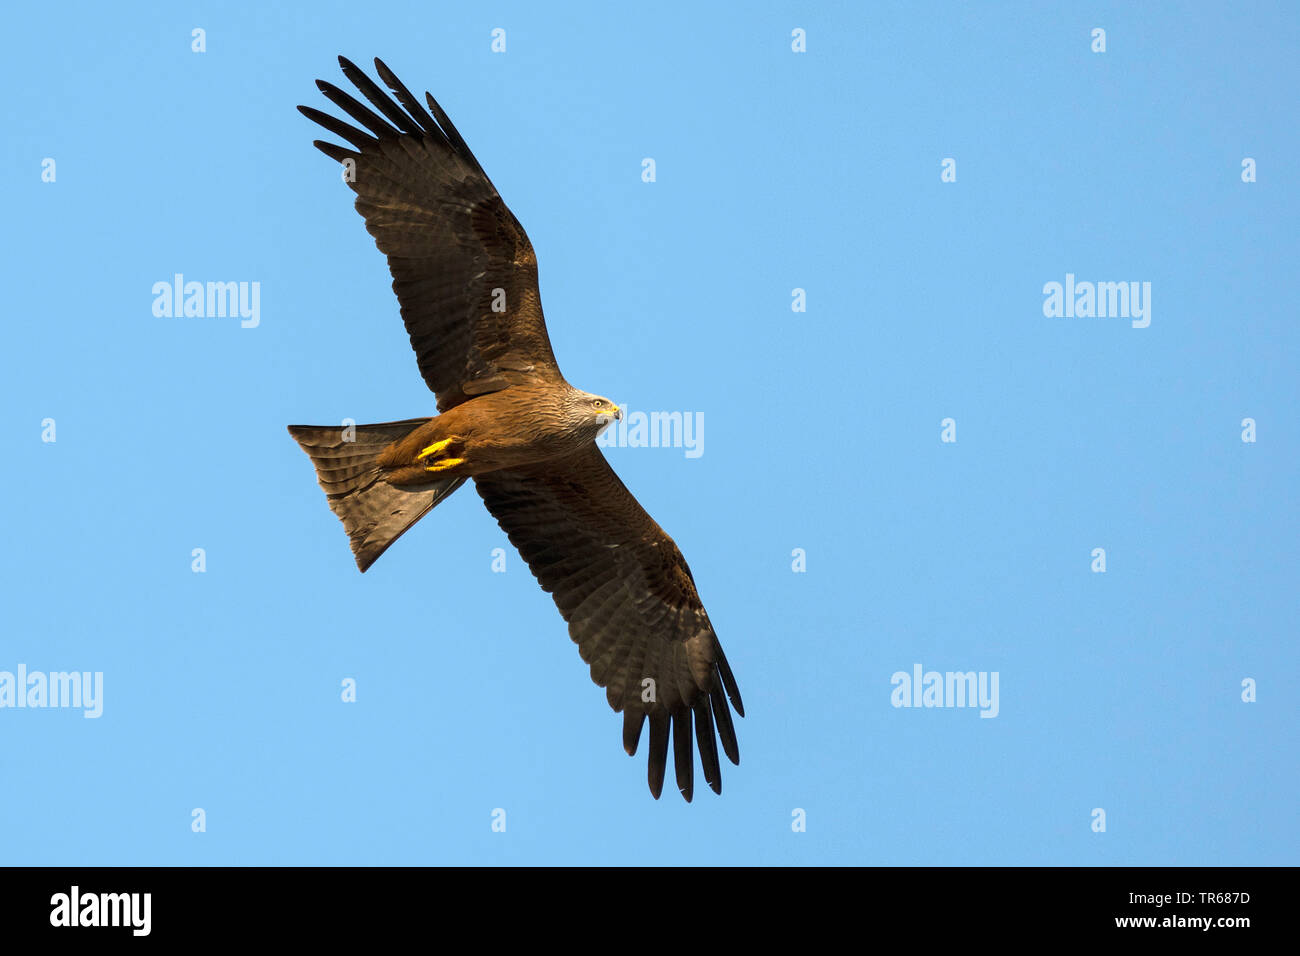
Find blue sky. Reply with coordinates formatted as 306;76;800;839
2;0;1296;865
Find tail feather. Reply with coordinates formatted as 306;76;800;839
288;419;464;571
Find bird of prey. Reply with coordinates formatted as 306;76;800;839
288;57;744;801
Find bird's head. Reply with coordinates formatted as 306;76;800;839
566;389;622;437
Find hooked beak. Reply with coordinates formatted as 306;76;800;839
595;403;620;436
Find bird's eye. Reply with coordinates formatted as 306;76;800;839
593;399;603;408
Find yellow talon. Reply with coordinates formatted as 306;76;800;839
424;457;465;473
417;438;454;460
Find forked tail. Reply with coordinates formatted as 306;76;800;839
287;418;465;571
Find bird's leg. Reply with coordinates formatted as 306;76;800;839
417;435;466;473
417;438;455;460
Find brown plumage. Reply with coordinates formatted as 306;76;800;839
288;57;743;801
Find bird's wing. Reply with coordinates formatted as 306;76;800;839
473;445;744;801
300;57;561;411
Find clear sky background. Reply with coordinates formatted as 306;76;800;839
2;1;1296;865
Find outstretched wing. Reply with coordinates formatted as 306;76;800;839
300;56;561;411
473;446;744;801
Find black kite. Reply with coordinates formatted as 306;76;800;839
287;57;744;801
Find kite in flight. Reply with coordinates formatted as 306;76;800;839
288;57;744;800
